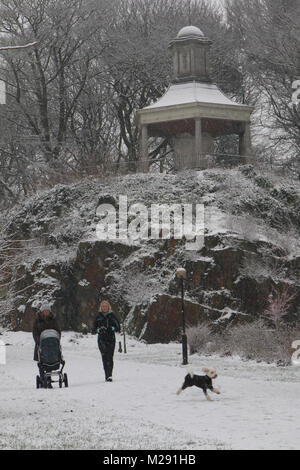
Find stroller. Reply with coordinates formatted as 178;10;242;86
36;329;68;389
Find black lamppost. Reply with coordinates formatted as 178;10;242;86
122;321;127;354
176;267;188;365
118;319;127;354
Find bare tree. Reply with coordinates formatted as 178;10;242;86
0;222;20;325
263;286;296;329
0;41;37;51
226;0;300;170
0;0;105;158
0;0;111;203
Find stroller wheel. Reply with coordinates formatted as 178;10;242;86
63;373;69;388
59;377;63;388
36;376;41;389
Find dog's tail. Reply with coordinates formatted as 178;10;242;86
187;369;194;379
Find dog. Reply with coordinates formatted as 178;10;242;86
176;367;220;401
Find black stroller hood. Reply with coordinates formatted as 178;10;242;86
39;329;61;366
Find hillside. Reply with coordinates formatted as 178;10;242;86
1;165;300;341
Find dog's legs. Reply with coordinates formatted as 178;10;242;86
212;388;220;395
176;383;185;395
203;389;212;401
177;380;189;395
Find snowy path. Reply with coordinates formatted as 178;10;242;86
1;332;300;450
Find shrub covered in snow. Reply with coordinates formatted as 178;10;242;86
187;320;300;365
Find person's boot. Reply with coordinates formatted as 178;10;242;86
106;377;113;382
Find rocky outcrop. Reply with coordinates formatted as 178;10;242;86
12;240;139;332
128;294;220;343
2;168;300;341
9;233;300;341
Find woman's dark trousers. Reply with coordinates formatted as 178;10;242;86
98;338;115;380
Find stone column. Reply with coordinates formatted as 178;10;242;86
239;122;252;162
194;118;202;168
139;124;149;172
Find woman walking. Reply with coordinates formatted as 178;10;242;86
93;301;120;382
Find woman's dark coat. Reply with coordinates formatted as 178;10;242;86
33;313;61;361
92;312;121;340
92;311;121;380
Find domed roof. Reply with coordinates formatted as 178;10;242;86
177;26;204;39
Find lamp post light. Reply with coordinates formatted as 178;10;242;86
176;267;188;365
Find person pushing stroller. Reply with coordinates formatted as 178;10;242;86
33;304;63;388
33;303;61;362
92;301;120;382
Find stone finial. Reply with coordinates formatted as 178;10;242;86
169;25;212;84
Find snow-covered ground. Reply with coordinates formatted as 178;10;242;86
1;331;300;450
